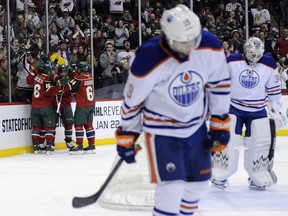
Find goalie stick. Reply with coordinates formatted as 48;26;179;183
72;136;143;208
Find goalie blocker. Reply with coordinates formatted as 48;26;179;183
212;115;277;189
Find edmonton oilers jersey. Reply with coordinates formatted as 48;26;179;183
227;53;281;112
120;31;231;138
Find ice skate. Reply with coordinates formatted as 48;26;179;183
46;144;55;155
211;179;229;189
248;178;266;191
65;141;74;151
69;144;84;155
83;145;96;154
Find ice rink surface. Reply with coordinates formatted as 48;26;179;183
0;137;287;216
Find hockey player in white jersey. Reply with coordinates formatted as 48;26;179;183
212;37;285;190
115;4;231;216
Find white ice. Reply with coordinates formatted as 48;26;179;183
0;137;287;216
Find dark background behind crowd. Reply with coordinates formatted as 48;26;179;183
0;0;287;103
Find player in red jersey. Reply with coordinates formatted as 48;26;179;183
27;59;68;154
68;61;96;155
51;64;75;151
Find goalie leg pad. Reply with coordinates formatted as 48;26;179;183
212;114;242;181
244;118;277;187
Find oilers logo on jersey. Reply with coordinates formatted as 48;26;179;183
239;69;259;89
169;71;202;107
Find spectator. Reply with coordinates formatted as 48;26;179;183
251;1;271;28
116;57;129;84
99;41;119;87
27;2;42;31
277;62;288;90
146;13;161;36
14;43;39;102
0;57;18;102
121;9;133;26
16;25;31;45
222;40;234;57
102;15;115;41
72;24;85;41
258;30;274;55
77;45;87;63
70;35;84;51
91;9;103;30
116;39;135;62
141;1;151;24
141;23;152;43
12;13;26;37
127;22;139;49
0;13;5;47
69;45;79;65
114;20;129;50
229;29;244;53
93;30;105;59
74;12;87;32
58;8;75;37
49;23;65;53
274;27;288;64
215;16;227;38
213;3;227;18
50;39;70;66
16;0;32;12
42;5;60;32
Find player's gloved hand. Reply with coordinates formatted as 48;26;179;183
57;77;68;88
115;126;139;164
207;114;231;152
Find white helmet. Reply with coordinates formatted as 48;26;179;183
244;37;264;64
160;4;202;55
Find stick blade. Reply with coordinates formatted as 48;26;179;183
72;194;98;208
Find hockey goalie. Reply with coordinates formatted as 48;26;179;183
211;37;287;190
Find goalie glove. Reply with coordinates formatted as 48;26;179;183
267;106;287;130
207;114;231;152
115;126;139;164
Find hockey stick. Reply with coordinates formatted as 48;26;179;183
72;135;143;208
56;85;65;113
268;118;276;170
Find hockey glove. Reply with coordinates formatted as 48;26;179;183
115;126;139;164
57;77;68;88
207;114;231;152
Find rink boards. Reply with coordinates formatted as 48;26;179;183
0;96;287;157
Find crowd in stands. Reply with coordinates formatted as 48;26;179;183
0;0;287;103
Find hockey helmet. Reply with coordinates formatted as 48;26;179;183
43;62;52;74
160;4;202;55
77;61;89;72
244;37;264;64
30;59;44;72
58;64;68;72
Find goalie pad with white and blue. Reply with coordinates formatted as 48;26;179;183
244;118;277;188
212;114;243;181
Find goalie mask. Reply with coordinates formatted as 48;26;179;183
244;37;264;65
160;4;202;55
